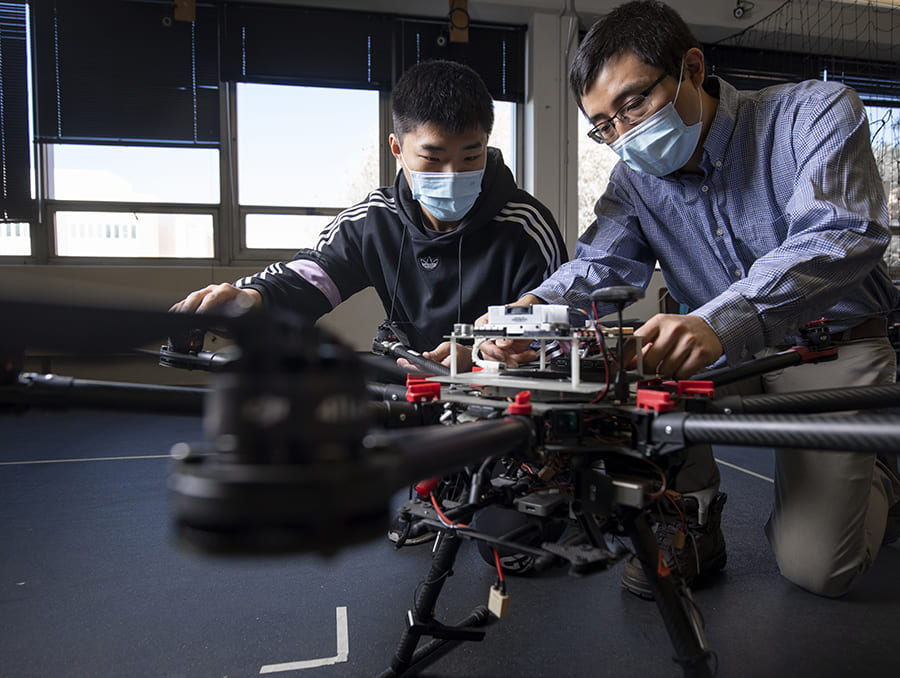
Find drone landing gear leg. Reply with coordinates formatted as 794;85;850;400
625;512;714;678
379;531;490;678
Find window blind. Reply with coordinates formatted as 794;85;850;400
396;18;526;103
0;1;30;221
32;0;219;146
705;43;900;107
31;1;529;148
221;3;526;103
221;3;394;90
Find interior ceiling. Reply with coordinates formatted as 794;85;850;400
232;0;899;52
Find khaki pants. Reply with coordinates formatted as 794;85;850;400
675;337;899;597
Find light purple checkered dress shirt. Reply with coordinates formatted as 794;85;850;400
531;76;896;365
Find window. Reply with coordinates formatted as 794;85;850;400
54;212;213;258
867;105;900;276
577;114;618;236
0;222;29;255
44;144;219;258
49;145;219;204
6;4;528;263
491;101;518;182
237;84;380;251
867;105;900;225
18;0;220;260
238;86;518;252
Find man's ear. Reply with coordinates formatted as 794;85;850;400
388;133;402;160
684;47;705;87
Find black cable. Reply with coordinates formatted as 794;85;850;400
387;227;408;326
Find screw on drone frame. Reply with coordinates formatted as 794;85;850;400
590;285;644;402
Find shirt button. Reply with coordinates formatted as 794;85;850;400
734;268;742;277
716;228;724;236
715;160;723;168
740;347;749;359
701;185;709;193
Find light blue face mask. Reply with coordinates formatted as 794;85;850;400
609;64;703;177
401;151;485;223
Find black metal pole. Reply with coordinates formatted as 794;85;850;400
385;342;451;376
373;417;534;487
0;372;206;415
654;412;900;453
389;531;464;675
697;349;807;386
712;382;900;415
624;511;713;678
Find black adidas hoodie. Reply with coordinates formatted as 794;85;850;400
235;148;567;351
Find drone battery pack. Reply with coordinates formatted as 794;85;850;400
489;585;510;618
514;491;564;517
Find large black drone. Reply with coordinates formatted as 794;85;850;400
2;290;898;678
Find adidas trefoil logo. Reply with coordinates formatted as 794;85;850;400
419;256;440;271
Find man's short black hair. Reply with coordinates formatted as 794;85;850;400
569;0;700;111
392;60;494;139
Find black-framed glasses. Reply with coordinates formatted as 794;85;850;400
586;72;669;144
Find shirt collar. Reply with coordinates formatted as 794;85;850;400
700;76;738;172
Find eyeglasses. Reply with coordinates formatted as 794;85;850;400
586;72;669;144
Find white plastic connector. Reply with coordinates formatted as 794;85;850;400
488;584;510;618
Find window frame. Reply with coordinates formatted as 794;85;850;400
229;83;392;263
18;84;521;267
2;5;526;266
28;139;225;266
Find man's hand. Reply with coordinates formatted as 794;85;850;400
634;313;723;379
473;293;543;366
397;342;474;372
476;338;537;366
169;283;262;314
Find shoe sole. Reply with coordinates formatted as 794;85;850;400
387;530;436;546
621;573;655;600
622;551;727;600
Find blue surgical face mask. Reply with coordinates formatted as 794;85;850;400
400;150;485;222
609;62;703;177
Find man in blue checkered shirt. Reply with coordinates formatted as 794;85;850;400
484;0;900;598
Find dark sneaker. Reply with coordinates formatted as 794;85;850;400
387;496;438;546
388;474;468;547
622;491;728;599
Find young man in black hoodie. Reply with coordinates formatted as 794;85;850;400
172;60;566;359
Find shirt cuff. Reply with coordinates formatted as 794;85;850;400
528;279;590;309
693;290;766;365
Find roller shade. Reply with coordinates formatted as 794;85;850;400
221;3;526;103
221;3;394;90
0;1;30;221
32;0;220;146
396;18;526;103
